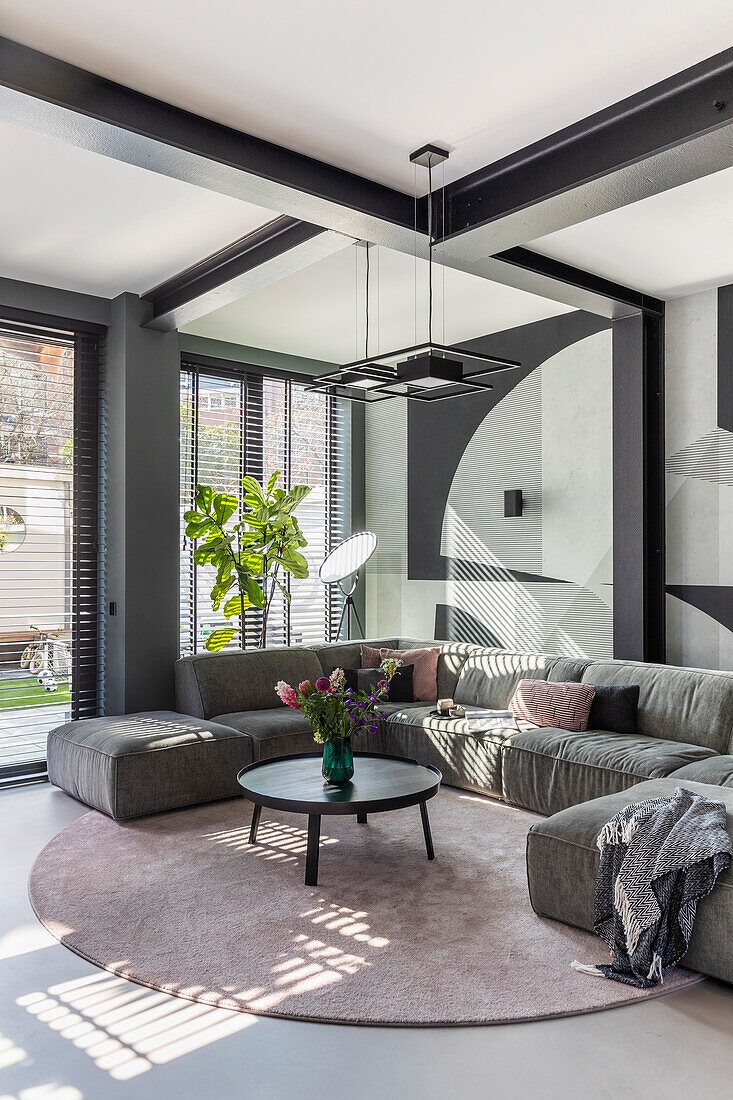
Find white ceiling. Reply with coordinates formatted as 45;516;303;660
183;244;572;362
0;121;277;297
1;0;733;192
528;166;733;299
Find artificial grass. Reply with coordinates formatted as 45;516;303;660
0;676;71;711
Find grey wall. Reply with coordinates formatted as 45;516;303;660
365;311;615;657
666;283;733;669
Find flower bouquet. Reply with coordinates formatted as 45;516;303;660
275;657;402;784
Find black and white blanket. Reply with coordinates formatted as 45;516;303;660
572;786;732;988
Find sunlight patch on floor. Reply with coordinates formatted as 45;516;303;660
16;973;255;1081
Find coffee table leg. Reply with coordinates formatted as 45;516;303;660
249;803;262;844
305;814;321;886
420;801;435;860
357;812;368;824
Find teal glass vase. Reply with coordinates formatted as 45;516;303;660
322;736;354;785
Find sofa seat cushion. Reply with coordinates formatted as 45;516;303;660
671;756;733;787
502;727;717;816
526;778;733;985
384;705;523;797
47;711;254;820
213;707;383;759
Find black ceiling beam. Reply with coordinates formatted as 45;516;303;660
0;35;423;249
435;47;733;250
143;216;352;330
493;247;665;318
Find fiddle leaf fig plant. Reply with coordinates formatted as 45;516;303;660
184;471;311;650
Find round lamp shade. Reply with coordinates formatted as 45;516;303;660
319;531;378;584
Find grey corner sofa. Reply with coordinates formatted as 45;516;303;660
49;636;733;820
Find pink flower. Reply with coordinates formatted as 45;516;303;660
275;680;299;708
298;680;313;695
330;668;345;689
315;676;331;692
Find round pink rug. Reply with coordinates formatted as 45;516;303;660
29;788;700;1025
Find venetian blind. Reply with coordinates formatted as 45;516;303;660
0;320;102;781
180;361;349;654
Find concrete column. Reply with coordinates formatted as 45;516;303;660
105;294;180;713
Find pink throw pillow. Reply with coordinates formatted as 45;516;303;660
510;679;596;732
361;645;440;702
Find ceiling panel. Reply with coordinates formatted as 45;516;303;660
1;0;733;192
528;166;733;298
0;121;277;297
183;244;572;362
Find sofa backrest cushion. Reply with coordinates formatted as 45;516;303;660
398;639;478;699
454;649;554;709
175;647;323;720
546;657;592;683
580;660;733;754
311;639;399;676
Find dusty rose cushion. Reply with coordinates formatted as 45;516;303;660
361;645;440;702
509;679;596;732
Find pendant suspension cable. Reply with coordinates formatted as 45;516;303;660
427;161;433;346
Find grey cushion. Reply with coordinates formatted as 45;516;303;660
546;657;592;683
454;649;553;709
502;727;717;816
581;660;733;753
311;639;398;676
587;684;640;734
175;647;323;719
526;778;733;985
213;707;384;759
671;756;733;787
385;705;519;797
398;639;478;699
47;711;254;820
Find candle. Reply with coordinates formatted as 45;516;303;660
437;698;453;715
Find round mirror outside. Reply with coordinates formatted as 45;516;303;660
0;507;26;554
319;531;378;584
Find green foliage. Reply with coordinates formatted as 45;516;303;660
184;471;311;650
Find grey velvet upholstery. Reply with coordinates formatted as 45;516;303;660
580;659;733;753
385;706;519;797
671;756;733;786
175;647;323;719
311;638;399;676
502;727;716;817
212;706;384;759
47;711;254;820
454;649;553;709
526;778;733;986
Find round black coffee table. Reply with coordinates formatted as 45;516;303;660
237;752;442;886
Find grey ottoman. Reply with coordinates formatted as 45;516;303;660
48;711;254;820
526;777;733;984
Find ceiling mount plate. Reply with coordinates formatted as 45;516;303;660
409;144;450;169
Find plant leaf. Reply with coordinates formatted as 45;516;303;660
204;627;237;652
195;485;214;514
223;594;243;619
266;470;281;496
213;492;238;525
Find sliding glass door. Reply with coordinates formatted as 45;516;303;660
180;360;349;653
0;318;102;783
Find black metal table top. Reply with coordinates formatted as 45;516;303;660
237;752;442;816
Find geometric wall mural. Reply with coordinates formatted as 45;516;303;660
365;310;615;658
666;282;733;668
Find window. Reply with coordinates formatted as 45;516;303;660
180;361;349;653
0;318;102;783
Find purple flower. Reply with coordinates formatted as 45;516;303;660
377;679;388;691
315;676;331;692
368;724;378;734
357;701;365;711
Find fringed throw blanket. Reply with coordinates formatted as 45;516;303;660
572;786;732;988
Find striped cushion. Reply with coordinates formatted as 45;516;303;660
510;679;596;732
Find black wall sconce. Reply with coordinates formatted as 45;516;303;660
504;490;523;517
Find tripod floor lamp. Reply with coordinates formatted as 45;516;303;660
318;531;378;639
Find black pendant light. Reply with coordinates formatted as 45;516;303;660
308;144;521;403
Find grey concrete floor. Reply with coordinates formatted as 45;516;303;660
1;784;733;1100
